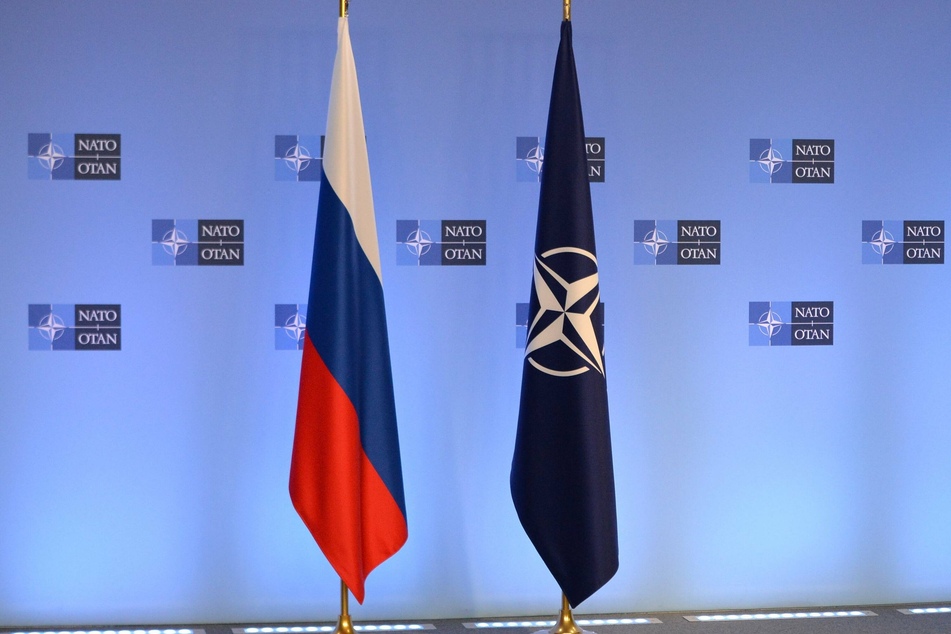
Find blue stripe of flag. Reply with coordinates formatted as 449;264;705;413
305;169;406;518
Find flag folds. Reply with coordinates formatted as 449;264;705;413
510;20;619;608
290;17;407;605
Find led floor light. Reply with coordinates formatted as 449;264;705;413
235;626;434;633
684;610;875;622
12;629;199;634
463;618;661;629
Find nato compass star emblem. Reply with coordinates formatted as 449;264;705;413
274;304;307;350
283;311;306;344
283;144;314;175
516;137;545;182
27;134;72;179
37;142;67;173
37;312;66;342
757;146;785;176
28;304;72;351
524;247;605;377
404;227;434;258
275;135;322;182
641;227;669;257
161;228;190;258
870;228;896;255
524;144;544;177
757;309;784;338
749;139;794;183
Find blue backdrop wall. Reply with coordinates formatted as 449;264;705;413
2;0;951;626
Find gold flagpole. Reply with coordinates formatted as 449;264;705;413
543;4;595;634
551;6;583;632
332;3;351;633
332;579;356;634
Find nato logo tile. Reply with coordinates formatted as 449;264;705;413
750;138;833;184
152;219;244;266
517;136;605;183
29;304;121;351
516;137;545;182
396;220;486;266
275;304;307;350
28;133;121;180
635;220;720;265
749;301;833;346
275;135;322;181
863;220;944;264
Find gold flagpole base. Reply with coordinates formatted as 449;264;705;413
532;594;595;634
333;613;355;634
333;579;356;634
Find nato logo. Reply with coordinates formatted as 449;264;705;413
516;301;604;349
29;304;121;351
28;133;121;180
634;220;721;265
516;137;545;182
396;220;486;266
275;135;322;181
862;220;944;264
516;136;606;183
749;139;834;184
275;304;307;350
749;301;833;346
152;220;244;266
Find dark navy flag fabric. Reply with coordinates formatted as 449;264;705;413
511;19;619;609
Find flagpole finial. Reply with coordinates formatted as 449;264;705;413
563;0;571;21
340;0;349;18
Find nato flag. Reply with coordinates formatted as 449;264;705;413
511;20;619;608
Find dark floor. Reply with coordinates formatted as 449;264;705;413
7;605;951;634
227;601;951;634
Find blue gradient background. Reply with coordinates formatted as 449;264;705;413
2;0;950;625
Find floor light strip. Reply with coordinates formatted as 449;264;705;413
12;629;200;634
684;610;875;622
464;618;661;629
236;625;435;633
898;607;951;615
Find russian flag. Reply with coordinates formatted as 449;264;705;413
290;17;407;605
